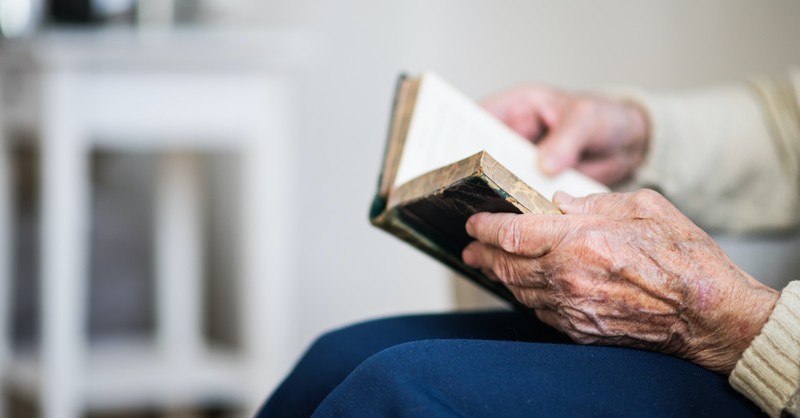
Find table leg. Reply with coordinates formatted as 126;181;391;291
40;72;88;418
155;152;204;406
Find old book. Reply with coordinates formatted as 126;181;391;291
370;72;607;307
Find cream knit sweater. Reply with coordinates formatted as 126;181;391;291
621;71;800;417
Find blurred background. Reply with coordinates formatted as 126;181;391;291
0;0;799;417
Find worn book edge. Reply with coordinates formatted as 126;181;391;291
371;151;560;308
388;151;559;215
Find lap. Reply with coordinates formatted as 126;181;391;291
261;310;564;417
315;339;762;418
259;310;763;418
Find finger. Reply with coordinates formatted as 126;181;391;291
462;240;488;268
465;212;570;257
483;96;546;140
482;87;567;141
537;111;591;175
463;242;502;282
553;190;620;216
507;285;557;310
555;189;666;220
479;266;500;282
508;104;546;140
462;241;549;288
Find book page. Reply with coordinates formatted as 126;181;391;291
394;72;608;200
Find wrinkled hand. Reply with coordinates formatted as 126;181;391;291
483;86;649;185
462;189;779;374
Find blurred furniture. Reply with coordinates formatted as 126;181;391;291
0;28;312;418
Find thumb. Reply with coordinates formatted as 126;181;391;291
555;191;624;216
553;191;595;215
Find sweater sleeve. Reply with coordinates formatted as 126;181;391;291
617;71;800;233
729;281;800;418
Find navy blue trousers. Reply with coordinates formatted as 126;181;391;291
258;311;764;417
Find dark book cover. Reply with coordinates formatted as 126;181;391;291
371;151;559;310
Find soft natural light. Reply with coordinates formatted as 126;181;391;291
0;0;32;37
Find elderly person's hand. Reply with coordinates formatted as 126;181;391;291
461;189;780;374
483;86;649;185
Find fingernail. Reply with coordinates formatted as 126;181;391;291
540;156;560;175
462;246;477;267
465;214;478;237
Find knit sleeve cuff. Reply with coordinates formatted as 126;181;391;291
730;281;800;418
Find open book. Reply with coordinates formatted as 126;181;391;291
370;72;608;307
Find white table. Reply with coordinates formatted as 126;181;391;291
0;28;312;418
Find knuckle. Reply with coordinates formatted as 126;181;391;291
571;98;597;117
523;84;551;99
629;189;666;211
575;196;596;213
497;217;523;253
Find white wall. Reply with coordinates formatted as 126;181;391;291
216;0;800;360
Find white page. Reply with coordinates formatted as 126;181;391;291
394;72;608;199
